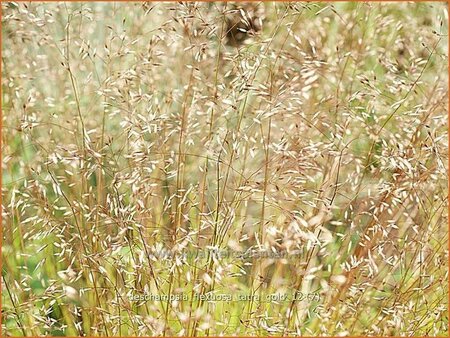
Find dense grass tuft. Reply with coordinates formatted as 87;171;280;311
2;2;448;336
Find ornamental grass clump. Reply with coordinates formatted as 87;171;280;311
2;1;448;336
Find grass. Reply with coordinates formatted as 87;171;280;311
1;1;449;336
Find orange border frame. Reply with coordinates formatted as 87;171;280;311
0;1;448;337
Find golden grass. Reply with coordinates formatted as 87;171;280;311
1;1;448;336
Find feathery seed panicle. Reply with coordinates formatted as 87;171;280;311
1;1;448;336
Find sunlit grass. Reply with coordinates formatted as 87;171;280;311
2;1;448;336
